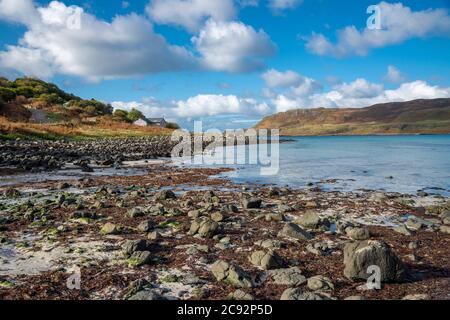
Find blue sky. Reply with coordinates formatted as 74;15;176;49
0;0;449;129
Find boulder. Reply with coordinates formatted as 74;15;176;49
127;251;152;267
242;197;262;209
188;217;219;238
280;288;328;300
154;190;176;201
295;211;329;230
343;240;406;282
100;222;120;235
122;239;152;258
137;220;153;232
278;223;313;241
211;260;252;288
346;227;370;240
307;275;334;291
269;267;306;286
228;290;254;301
249;250;284;270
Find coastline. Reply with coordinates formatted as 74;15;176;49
0;159;449;300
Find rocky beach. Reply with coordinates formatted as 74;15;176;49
0;140;449;300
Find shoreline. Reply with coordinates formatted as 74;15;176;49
0;161;449;300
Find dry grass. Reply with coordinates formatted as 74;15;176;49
0;117;173;140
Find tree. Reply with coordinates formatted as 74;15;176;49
113;109;129;121
126;108;144;122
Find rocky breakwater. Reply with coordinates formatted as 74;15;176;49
0;137;178;171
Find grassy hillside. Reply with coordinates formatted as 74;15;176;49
254;98;450;136
0;76;176;140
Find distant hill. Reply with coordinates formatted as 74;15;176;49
254;98;450;136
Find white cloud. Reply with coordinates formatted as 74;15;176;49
0;1;196;80
193;19;276;72
262;69;302;88
306;2;450;57
146;0;236;32
384;65;406;83
0;0;39;26
271;79;450;113
268;0;302;12
112;94;270;121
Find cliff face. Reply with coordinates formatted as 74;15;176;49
254;98;450;136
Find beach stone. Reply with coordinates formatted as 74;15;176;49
211;212;224;222
269;267;306;286
100;222;120;235
307;275;334;291
295;211;330;230
408;241;419;250
440;225;450;234
278;223;313;241
137;220;153;232
280;288;326;300
228;290;254;301
127;207;144;218
211;260;252;288
265;213;284;222
393;225;413;236
122;239;152;258
346;227;370;240
249;250;284;270
402;294;430;300
203;191;219;203
406;218;424;231
278;205;293;213
343;240;406;282
128;251;152;267
188;210;200;219
344;295;365;300
154;190;176;201
188;217;219;238
128;290;162;300
242;197;262;209
148;231;161;240
306;241;334;256
221;204;238;214
255;239;283;249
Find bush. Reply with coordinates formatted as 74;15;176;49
126;108;144;122
166;122;180;130
38;93;64;105
113;109;129;121
0;87;16;102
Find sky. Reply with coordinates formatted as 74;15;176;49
0;0;449;130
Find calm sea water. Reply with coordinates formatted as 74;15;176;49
196;135;450;195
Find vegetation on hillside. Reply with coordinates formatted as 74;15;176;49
254;98;450;136
0;76;180;140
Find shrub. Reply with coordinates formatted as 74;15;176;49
113;109;129;121
166;122;180;130
126;108;144;122
0;87;16;102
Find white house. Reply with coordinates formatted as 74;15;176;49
133;117;167;128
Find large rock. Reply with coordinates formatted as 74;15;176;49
154;190;176;201
280;288;328;300
295;211;330;230
346;227;370;240
211;260;252;288
278;223;313;241
249;250;284;270
242;197;262;209
269;267;306;286
188;217;219;238
307;275;334;291
343;240;406;282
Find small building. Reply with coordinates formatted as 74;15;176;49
133;117;167;128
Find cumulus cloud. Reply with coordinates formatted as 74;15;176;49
306;2;450;57
268;0;302;13
112;94;270;121
0;0;39;26
193;19;276;72
262;69;302;88
0;1;196;80
146;0;236;33
271;79;450;113
384;65;406;83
